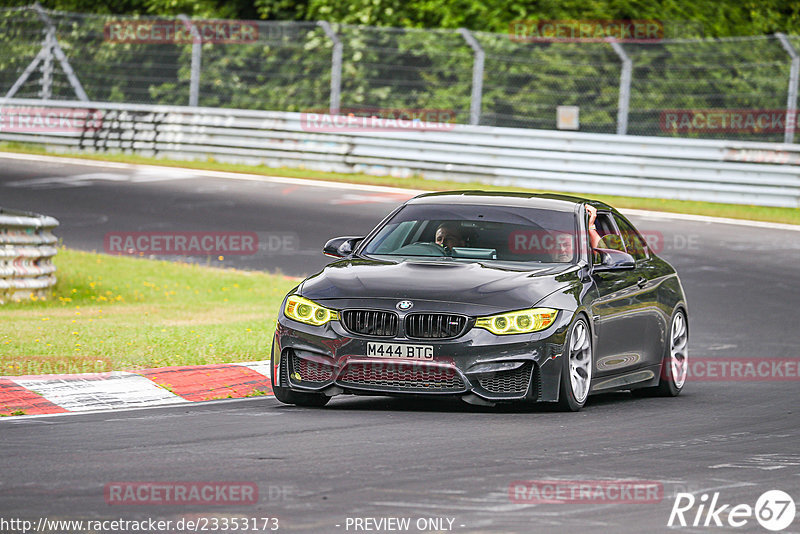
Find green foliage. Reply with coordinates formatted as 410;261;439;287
298;0;800;37
1;2;798;140
3;0;799;36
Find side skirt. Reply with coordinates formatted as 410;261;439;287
590;364;661;393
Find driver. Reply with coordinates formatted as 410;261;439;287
551;232;575;262
435;222;466;250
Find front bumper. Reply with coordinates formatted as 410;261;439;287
272;310;573;403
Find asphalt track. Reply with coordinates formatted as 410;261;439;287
1;153;800;534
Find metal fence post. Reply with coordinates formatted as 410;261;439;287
4;3;89;101
458;28;484;126
317;21;342;114
609;39;632;135
178;14;201;107
40;28;54;99
776;33;798;144
4;36;49;100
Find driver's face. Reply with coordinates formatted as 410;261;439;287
435;227;465;249
553;234;574;262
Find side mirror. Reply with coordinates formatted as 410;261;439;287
592;248;636;272
323;236;364;258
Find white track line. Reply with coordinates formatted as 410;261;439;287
1;151;797;231
622;208;800;232
0;395;278;422
0;152;421;194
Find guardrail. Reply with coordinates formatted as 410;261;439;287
0;208;59;304
1;98;799;207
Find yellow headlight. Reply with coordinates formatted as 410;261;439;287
475;308;558;335
284;295;338;326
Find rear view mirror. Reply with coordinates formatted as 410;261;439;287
323;236;364;258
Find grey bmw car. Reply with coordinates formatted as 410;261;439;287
271;191;688;411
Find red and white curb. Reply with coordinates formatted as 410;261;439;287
0;361;272;417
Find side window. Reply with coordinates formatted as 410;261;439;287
614;215;648;261
591;212;624;265
594;213;625;252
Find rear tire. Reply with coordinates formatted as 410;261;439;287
556;316;593;412
632;309;687;398
271;353;331;407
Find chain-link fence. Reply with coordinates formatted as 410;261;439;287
2;4;799;142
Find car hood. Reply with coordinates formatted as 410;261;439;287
299;257;576;314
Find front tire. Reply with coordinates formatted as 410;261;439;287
557;316;593;412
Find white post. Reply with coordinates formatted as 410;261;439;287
458;28;484;125
609;39;631;135
178;14;202;107
776;33;798;144
317;21;342;114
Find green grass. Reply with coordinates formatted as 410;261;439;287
1;142;798;225
0;248;298;375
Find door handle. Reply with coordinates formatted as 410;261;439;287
637;277;647;288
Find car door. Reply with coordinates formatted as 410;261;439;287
613;213;667;369
590;212;652;378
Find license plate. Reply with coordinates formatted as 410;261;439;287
366;342;433;360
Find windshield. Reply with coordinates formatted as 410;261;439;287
361;203;577;264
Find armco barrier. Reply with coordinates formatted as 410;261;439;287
0;208;59;303
1;99;799;207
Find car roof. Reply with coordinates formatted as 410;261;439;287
407;190;607;212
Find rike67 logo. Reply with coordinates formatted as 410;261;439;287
669;490;796;531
